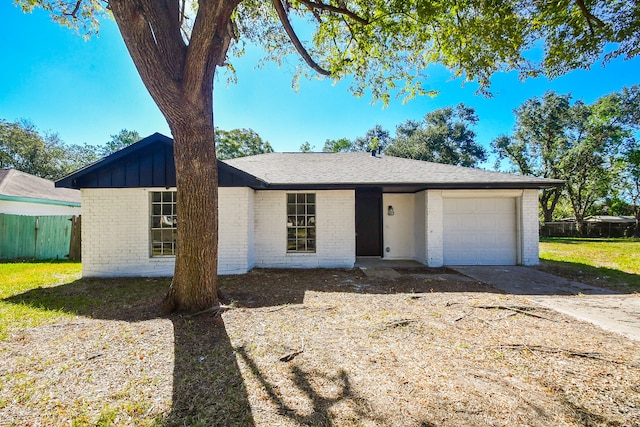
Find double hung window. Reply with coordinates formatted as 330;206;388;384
286;193;316;253
150;191;177;256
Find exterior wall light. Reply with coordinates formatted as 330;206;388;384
388;206;394;216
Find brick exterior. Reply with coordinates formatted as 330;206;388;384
82;187;255;277
521;189;540;266
426;190;445;267
218;187;255;274
80;187;538;277
254;190;355;268
82;188;355;277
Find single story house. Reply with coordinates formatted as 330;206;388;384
56;133;563;277
0;168;81;216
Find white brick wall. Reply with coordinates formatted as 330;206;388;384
82;187;254;277
521;189;540;265
81;186;539;277
413;191;426;264
218;187;254;274
82;188;166;277
425;190;444;267
254;190;355;268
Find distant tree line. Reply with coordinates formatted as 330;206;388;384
317;89;640;235
492;86;640;235
320;104;488;168
0;120;273;180
0;119;142;180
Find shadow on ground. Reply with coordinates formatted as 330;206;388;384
538;259;639;293
3;277;254;425
4;269;457;425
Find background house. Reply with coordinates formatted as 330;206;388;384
0;169;81;260
0;168;80;215
56;133;563;277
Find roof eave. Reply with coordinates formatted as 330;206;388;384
260;181;565;191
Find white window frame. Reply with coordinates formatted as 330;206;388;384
150;190;177;257
286;193;316;253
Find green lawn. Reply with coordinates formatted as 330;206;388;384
0;262;82;339
539;238;640;292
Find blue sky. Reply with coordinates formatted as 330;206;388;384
1;3;639;163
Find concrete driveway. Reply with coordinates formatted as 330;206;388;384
452;266;640;342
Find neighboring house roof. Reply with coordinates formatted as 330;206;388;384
0;169;80;206
584;215;636;223
55;133;564;191
224;152;564;191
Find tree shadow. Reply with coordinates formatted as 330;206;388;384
3;277;254;426
234;346;382;426
538;259;639;294
3;268;502;425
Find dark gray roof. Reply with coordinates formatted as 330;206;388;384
0;169;81;204
223;152;563;190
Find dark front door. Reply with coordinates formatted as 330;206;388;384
355;188;382;256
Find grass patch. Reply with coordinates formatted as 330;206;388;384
539;238;640;292
0;262;170;339
0;262;82;339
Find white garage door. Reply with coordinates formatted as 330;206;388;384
443;198;517;265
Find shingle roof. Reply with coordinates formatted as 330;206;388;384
223;152;563;190
0;169;81;203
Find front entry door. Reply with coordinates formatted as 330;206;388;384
355;188;382;256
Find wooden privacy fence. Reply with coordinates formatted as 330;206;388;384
0;214;81;261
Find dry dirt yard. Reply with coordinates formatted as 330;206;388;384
1;268;639;426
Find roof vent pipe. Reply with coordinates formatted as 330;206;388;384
371;149;377;157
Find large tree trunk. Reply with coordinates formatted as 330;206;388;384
540;188;561;222
161;119;219;313
110;0;238;313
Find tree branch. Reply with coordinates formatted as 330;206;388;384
109;0;184;111
575;0;606;35
298;0;369;25
184;1;233;99
63;0;83;18
271;0;331;76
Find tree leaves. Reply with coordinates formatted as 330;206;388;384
215;128;273;159
492;86;640;227
386;104;487;167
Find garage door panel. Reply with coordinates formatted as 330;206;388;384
443;197;517;265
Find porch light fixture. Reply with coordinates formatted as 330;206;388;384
388;205;394;216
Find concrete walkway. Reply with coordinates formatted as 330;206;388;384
451;266;640;342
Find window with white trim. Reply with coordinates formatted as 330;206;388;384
150;191;177;256
286;193;316;253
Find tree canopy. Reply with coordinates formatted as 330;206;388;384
386;104;487;167
18;1;640;101
215;128;273;159
102;129;142;156
493;86;640;233
0;119;105;180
